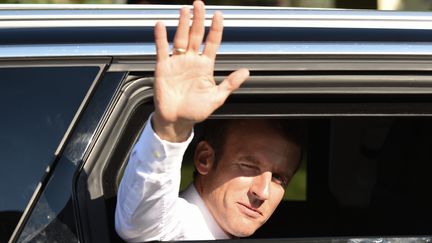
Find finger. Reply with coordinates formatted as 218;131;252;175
154;21;169;62
203;11;223;60
173;6;191;51
216;68;250;105
188;0;205;53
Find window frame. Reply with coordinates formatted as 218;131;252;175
76;67;432;242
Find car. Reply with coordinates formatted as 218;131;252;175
1;4;432;243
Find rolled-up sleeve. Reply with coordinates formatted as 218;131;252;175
115;116;194;242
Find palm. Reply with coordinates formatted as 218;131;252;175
155;53;219;123
152;1;249;140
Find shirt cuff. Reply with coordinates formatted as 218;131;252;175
134;114;194;170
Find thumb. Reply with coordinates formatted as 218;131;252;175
216;68;249;103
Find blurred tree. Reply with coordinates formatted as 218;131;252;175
402;0;432;10
280;0;333;8
2;0;432;11
127;0;280;5
378;0;402;9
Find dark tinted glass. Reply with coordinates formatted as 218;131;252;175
16;72;125;243
257;117;432;238
0;66;99;240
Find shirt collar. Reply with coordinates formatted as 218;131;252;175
181;184;230;240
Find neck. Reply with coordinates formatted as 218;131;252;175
192;179;234;239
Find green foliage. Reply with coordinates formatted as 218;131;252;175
284;161;306;201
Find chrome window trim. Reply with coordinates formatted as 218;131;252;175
0;58;110;67
3;43;432;71
1;6;432;29
226;75;432;94
108;42;432;72
4;18;432;29
112;56;432;72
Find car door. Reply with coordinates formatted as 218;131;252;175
8;5;431;243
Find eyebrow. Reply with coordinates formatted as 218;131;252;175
238;155;293;178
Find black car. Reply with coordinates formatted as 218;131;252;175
1;4;432;243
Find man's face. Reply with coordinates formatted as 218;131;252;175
197;120;301;237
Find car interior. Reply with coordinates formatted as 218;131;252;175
75;75;432;242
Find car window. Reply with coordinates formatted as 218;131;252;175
0;66;100;241
77;75;432;242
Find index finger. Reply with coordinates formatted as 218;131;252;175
154;21;169;62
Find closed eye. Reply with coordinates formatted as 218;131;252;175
238;163;260;175
240;163;258;170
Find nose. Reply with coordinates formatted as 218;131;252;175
250;171;272;201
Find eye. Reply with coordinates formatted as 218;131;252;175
272;173;288;188
238;163;260;174
240;163;257;170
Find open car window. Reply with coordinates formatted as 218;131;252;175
75;73;432;242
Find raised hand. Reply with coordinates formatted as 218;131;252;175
152;0;249;142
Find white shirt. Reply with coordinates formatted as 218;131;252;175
115;117;230;242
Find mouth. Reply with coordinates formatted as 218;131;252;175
236;202;263;218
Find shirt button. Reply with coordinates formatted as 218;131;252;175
153;150;161;159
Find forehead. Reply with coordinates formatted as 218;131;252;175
222;120;301;170
224;119;292;145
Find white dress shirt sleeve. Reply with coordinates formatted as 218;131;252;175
115;116;194;242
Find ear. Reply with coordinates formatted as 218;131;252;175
193;141;215;176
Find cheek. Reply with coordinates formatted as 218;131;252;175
222;176;254;200
231;176;255;191
269;186;285;207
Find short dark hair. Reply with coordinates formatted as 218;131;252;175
192;118;307;179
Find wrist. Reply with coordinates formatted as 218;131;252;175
151;112;194;142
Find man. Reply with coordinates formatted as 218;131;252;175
115;1;302;241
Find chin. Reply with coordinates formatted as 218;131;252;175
228;221;260;237
231;229;255;238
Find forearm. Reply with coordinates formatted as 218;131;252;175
115;115;193;241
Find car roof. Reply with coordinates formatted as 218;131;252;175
2;5;432;73
1;4;432;29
